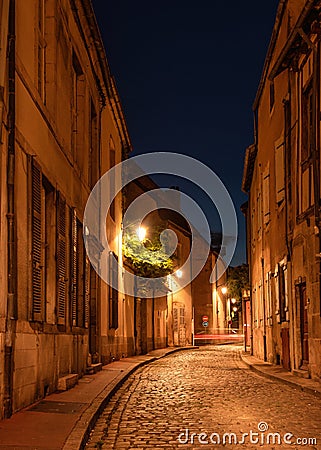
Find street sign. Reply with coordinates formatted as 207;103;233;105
202;321;209;327
202;315;209;322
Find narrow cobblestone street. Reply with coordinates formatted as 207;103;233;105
85;345;321;449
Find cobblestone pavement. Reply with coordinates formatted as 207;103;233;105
85;345;321;449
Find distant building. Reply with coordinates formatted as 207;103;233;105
192;234;227;337
242;0;321;381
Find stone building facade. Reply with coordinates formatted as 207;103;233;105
242;0;321;381
192;245;227;337
0;0;131;418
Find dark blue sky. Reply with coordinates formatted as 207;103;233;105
92;1;279;265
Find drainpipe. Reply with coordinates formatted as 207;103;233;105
4;0;16;419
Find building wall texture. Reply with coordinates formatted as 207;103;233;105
243;0;321;382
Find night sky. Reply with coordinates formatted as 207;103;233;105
91;0;280;266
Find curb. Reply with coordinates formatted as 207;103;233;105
62;346;198;450
239;351;321;400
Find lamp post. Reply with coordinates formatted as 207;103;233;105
242;289;251;352
221;286;230;334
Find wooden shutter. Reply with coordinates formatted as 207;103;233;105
274;264;281;323
109;252;119;329
57;193;67;324
76;220;84;327
275;139;285;204
71;208;77;326
32;162;44;321
84;257;90;328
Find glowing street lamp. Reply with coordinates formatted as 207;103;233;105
176;269;183;278
221;286;227;295
137;226;146;241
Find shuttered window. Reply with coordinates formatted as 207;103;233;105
32;162;44;321
85;257;90;329
71;208;77;326
71;209;89;328
275;263;288;323
109;252;119;329
57;193;67;324
31;162;56;322
275;138;285;204
302;81;313;163
266;272;273;327
76;219;84;327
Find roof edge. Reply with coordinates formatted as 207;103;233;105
252;0;287;111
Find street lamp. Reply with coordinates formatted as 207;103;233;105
137;226;146;241
176;269;183;278
221;286;227;295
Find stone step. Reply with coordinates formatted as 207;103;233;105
293;368;310;379
57;373;78;391
86;363;103;375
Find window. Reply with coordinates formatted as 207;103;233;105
179;307;185;325
258;281;263;326
257;192;262;240
253;286;258;328
275;262;288;323
269;81;275;112
109;252;119;329
31;162;45;321
266;272;273;326
301;165;314;212
72;52;85;164
56;192;67;325
279;267;286;322
302;81;313;163
275;138;285;204
31;162;55;322
71;210;89;328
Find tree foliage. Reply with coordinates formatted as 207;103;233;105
226;264;249;302
122;227;174;279
122;226;175;296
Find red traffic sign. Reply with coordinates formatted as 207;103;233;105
202;315;209;322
